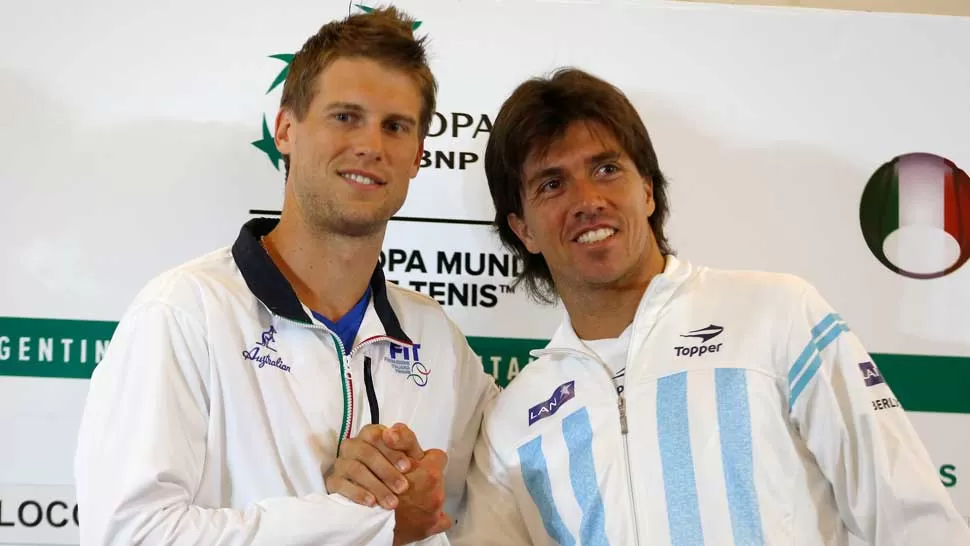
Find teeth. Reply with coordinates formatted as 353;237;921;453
343;173;378;185
577;228;616;244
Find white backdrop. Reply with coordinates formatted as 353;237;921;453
1;1;968;544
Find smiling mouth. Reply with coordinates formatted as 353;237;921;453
575;227;617;244
339;171;385;185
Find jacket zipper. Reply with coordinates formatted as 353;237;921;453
268;313;415;452
619;392;642;546
273;315;355;452
351;336;412;429
535;348;642;545
330;333;353;448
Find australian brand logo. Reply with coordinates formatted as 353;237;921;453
859;361;885;387
243;325;291;373
388;342;430;387
674;324;724;357
528;381;576;426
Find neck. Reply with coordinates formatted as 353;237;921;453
263;213;383;322
560;250;666;341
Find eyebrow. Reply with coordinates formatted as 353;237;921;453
525;150;623;188
323;102;418;126
589;151;621;164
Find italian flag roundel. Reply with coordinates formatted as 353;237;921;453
860;153;970;279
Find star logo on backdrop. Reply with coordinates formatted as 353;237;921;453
250;4;422;170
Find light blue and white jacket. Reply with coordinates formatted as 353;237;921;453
451;256;968;546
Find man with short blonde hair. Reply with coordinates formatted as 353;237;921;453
75;8;497;545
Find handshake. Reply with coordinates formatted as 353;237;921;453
325;423;451;546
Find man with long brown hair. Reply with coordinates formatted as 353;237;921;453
74;6;496;545
449;67;968;545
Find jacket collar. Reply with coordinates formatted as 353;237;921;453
536;254;694;357
230;217;412;344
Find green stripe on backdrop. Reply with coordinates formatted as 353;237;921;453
870;353;970;415
0;316;115;379
0;317;967;414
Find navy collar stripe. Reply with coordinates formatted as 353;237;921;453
230;218;412;344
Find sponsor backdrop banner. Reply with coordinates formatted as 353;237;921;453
1;1;968;543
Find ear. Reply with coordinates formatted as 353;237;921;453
643;176;656;218
508;212;540;254
408;140;424;179
274;108;295;156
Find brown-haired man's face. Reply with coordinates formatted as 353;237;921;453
274;56;424;237
508;121;658;294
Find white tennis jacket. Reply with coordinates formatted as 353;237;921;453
75;218;498;545
451;256;968;546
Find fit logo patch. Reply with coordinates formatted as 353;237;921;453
528;381;576;426
388;343;430;387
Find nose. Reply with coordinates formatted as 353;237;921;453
568;176;607;220
351;122;384;161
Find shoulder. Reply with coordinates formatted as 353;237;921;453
690;265;815;302
385;281;448;316
675;264;826;326
382;282;501;401
482;355;564;439
124;246;246;323
671;263;832;354
384;281;468;342
93;248;244;379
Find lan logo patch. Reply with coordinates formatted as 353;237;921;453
859;361;885;387
528;381;575;426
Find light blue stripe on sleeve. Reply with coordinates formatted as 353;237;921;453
789;322;847;409
715;368;765;546
787;313;839;385
787;340;818;386
562;408;610;546
519;435;576;546
789;351;822;409
811;313;840;338
657;371;705;546
816;322;846;352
